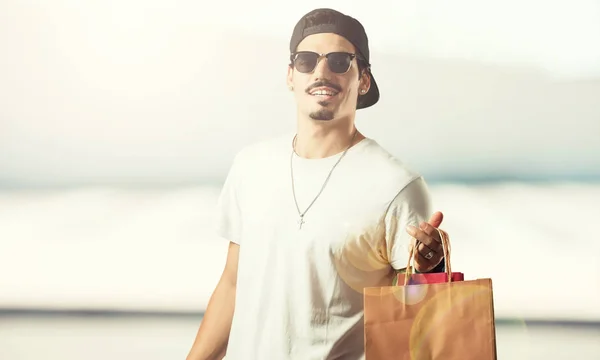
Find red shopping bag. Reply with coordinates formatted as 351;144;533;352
394;269;464;286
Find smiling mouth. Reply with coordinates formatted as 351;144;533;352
308;87;339;98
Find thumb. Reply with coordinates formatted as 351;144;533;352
427;211;444;228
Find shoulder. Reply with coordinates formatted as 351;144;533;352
355;138;426;195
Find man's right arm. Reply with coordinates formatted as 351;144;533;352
186;241;239;360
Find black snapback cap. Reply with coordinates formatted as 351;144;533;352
289;8;380;109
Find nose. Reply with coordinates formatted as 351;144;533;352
312;55;333;79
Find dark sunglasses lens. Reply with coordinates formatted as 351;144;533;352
326;53;352;73
294;53;318;73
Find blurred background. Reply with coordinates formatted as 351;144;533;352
1;0;599;359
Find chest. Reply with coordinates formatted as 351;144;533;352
238;163;392;269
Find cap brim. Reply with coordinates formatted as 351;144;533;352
357;71;380;109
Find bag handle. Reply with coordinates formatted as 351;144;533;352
404;227;453;284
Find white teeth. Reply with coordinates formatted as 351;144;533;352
311;90;336;96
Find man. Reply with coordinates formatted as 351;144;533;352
187;8;447;360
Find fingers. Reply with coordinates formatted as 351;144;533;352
406;223;442;253
416;241;434;257
410;240;443;272
428;211;444;228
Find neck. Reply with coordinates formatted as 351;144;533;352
294;115;365;159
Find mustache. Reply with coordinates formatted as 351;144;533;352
305;80;342;93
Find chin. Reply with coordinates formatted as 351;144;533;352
308;108;336;121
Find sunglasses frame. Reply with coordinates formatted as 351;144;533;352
290;51;358;74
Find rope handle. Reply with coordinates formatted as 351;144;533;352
403;227;452;284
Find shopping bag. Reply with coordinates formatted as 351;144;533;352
392;266;464;286
364;229;497;360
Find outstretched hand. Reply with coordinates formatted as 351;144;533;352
406;211;445;272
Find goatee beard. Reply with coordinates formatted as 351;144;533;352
309;100;334;121
309;109;334;121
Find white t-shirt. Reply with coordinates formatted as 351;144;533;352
215;134;432;360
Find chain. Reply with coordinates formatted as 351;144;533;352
290;130;358;229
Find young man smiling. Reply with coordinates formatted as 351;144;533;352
186;8;447;360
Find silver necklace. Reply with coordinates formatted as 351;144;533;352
290;131;358;229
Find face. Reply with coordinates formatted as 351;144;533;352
287;33;370;121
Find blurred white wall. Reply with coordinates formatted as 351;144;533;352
1;184;599;321
1;0;599;187
1;1;600;325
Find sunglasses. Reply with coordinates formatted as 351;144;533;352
290;51;358;74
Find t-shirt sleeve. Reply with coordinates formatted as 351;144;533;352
214;153;244;245
384;176;433;270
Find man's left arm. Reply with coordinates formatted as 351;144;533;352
384;176;446;274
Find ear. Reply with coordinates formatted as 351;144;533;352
286;65;294;90
359;70;371;94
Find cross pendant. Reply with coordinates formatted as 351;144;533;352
298;215;305;229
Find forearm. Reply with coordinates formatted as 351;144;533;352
186;281;236;360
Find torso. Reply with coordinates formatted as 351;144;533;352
225;134;424;360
